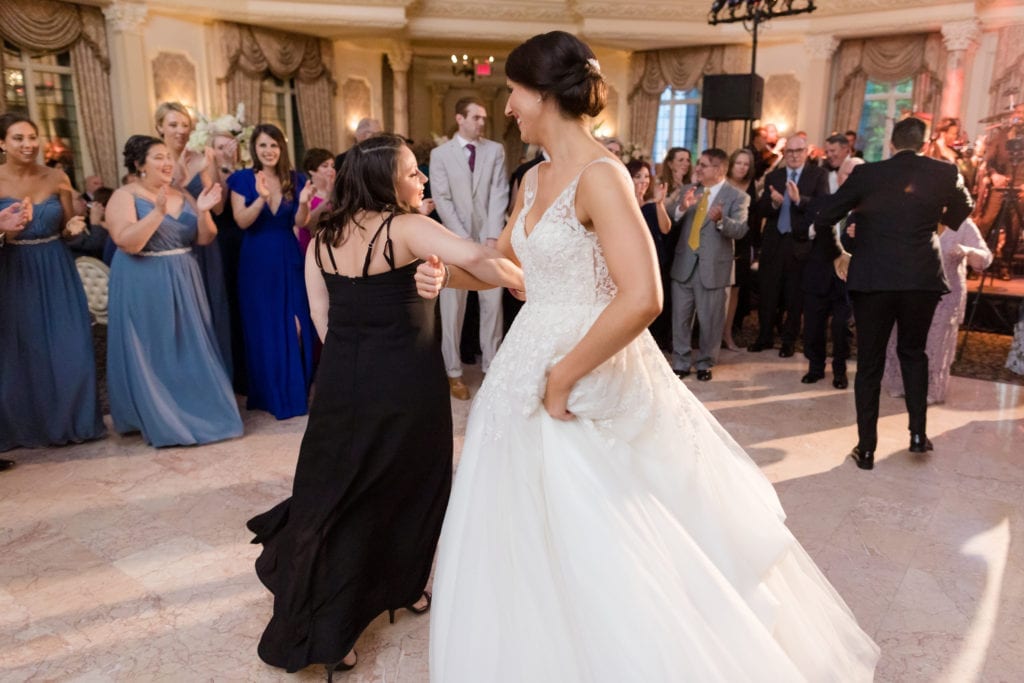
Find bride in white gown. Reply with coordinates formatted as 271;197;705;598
419;31;880;683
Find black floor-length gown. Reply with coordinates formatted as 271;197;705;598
247;220;453;672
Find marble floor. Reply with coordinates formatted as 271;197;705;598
1;350;1023;682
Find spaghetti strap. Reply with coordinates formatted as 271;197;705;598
314;232;341;274
324;236;340;274
362;212;398;278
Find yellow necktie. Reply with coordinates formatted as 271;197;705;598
688;190;709;251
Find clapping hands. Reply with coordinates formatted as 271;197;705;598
64;215;87;237
298;182;315;207
255;171;271;200
681;186;698;212
196;183;223;212
0;198;31;234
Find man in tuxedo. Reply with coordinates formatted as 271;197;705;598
801;156;862;389
669;148;750;382
429;97;508;400
821;133;852;193
748;136;829;357
812;117;973;470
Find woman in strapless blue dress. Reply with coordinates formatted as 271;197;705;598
154;101;234;381
105;135;242;447
0;113;105;453
228;123;315;420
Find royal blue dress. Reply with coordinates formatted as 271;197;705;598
227;170;313;419
185;174;233;379
0;195;105;451
106;197;243;447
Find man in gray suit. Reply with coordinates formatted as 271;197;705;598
670;148;750;381
429;96;509;400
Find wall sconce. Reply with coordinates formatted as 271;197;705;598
450;54;494;83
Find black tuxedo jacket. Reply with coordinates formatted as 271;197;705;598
757;163;830;260
812;150;973;293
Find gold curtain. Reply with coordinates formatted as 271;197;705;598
989;24;1024;116
216;22;337;151
628;46;728;158
831;33;946;136
0;0;118;186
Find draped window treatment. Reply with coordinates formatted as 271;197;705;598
989;24;1024;116
215;22;337;152
831;33;946;136
0;0;118;186
628;45;749;160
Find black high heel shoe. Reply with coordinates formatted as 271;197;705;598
388;590;432;624
325;651;357;682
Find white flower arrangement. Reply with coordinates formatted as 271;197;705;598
618;142;649;165
186;103;255;165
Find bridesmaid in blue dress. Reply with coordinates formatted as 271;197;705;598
228;123;315;419
0;112;105;452
155;101;234;379
105;135;242;447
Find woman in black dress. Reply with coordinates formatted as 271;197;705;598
246;134;523;679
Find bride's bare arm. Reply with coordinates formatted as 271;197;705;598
397;214;524;291
544;161;662;419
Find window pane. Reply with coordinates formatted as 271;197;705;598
33;66;83;187
857;100;889;162
865;81;888;95
290;91;305;168
894;78;913;95
3;67;27;111
260;80;287;133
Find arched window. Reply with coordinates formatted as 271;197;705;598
856;78;914;161
652;87;703;163
261;76;306;164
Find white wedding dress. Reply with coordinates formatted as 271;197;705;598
429;158;880;682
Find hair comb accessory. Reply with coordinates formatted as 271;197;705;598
587;58;601;75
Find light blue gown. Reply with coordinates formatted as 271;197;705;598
0;195;105;451
106;196;243;447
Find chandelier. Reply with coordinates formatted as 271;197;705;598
708;0;816;25
450;54;495;83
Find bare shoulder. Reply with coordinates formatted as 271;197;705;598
390;212;440;232
577;156;631;195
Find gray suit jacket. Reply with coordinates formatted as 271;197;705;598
429;137;508;241
670;181;750;289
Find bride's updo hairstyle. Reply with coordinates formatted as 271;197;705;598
505;31;606;119
319;133;409;247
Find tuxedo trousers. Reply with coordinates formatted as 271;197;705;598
850;290;940;450
440;287;503;377
802;278;852;375
670;274;727;372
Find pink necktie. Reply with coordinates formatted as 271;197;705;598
466;143;476;172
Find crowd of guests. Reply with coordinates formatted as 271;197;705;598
0;96;1014;466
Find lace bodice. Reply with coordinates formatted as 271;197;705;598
510;158;620;306
476;157;670;434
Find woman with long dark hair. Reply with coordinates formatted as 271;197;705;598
0;112;104;452
228;123;316;419
246;133;521;678
422;31;879;682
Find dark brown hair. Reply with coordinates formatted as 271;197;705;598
319;133;410;247
505;31;606;119
302;148;334;175
122;135;165;175
250;123;295;201
455;96;486;118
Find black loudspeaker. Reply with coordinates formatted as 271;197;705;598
700;74;764;121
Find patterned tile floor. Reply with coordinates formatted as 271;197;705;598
1;350;1022;682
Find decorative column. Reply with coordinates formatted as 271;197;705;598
940;19;981;121
799;35;839;145
386;42;412;137
103;1;151;166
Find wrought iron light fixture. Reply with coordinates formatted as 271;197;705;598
709;0;816;26
450;54;494;83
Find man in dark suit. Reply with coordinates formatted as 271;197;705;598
748;136;830;357
812;117;973;470
669;148;750;382
801;156;862;389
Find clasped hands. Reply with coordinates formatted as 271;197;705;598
769;180;800;209
0;198;33;236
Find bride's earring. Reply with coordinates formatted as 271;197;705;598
140;170;147;178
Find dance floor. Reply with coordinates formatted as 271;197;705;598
2;351;1023;682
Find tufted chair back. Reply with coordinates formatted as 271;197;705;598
75;256;110;326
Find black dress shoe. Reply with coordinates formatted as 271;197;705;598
801;372;824;384
849;446;874;470
909;433;934;453
832;373;848;389
674;369;690;379
696;369;712;381
778;343;795;358
747;341;772;352
0;458;14;472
